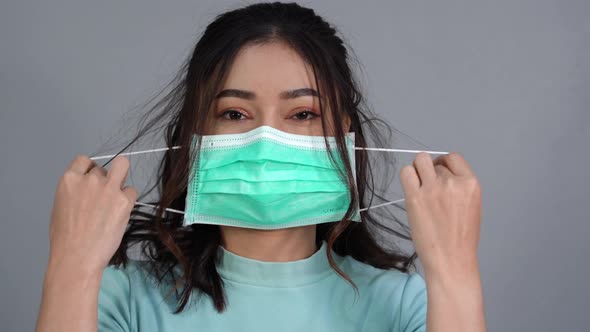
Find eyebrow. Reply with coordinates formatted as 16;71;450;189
215;88;320;100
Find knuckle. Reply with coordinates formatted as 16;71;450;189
74;154;90;164
466;176;481;191
400;165;411;176
434;174;445;186
448;152;463;162
434;164;446;175
401;167;418;184
430;183;443;195
406;194;421;206
115;155;130;169
399;166;410;179
416;152;429;162
62;169;78;182
118;196;131;209
87;172;103;185
59;171;80;190
439;175;450;187
466;174;479;184
130;188;139;201
109;190;126;207
449;151;460;158
119;195;134;210
74;154;94;165
96;165;107;176
445;177;460;191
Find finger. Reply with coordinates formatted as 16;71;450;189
433;152;473;177
412;152;436;185
121;186;139;207
106;156;131;189
434;164;453;179
67;155;96;174
87;164;108;178
400;165;420;196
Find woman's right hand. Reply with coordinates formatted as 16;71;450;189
47;154;138;277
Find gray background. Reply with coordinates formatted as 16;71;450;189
1;0;588;331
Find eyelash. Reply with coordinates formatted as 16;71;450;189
220;108;320;121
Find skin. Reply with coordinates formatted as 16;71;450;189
35;41;486;331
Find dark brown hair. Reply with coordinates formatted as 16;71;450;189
98;1;420;314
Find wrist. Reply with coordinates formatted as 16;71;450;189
424;262;483;299
45;256;104;287
424;259;482;289
37;257;104;332
424;266;487;332
424;255;480;283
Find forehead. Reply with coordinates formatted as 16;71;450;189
221;41;317;94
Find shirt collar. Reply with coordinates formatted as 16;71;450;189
216;240;344;287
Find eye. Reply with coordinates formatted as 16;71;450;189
220;109;247;121
292;109;320;121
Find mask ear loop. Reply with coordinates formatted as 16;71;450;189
90;146;449;215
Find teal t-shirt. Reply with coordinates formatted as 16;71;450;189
98;240;427;331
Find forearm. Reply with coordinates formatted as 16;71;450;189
425;266;486;332
35;260;102;332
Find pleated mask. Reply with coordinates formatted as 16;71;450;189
183;125;360;229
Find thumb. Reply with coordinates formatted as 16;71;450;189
400;165;420;197
121;186;139;208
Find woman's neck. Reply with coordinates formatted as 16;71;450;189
218;224;318;262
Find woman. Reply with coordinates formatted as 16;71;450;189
35;2;486;331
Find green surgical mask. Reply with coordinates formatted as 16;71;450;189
183;125;360;229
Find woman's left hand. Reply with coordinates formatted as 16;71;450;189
399;152;482;282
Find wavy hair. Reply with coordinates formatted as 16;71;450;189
98;2;421;314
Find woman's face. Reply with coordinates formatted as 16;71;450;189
204;41;349;136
